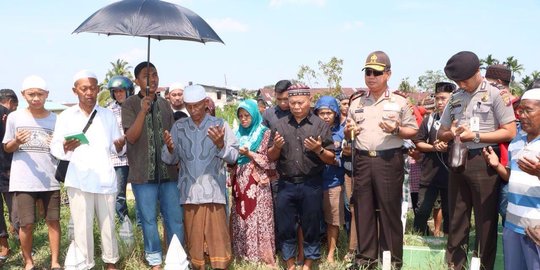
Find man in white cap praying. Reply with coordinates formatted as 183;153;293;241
482;88;540;270
3;76;61;270
162;84;239;270
50;70;125;270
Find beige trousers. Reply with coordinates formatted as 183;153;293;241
67;187;119;269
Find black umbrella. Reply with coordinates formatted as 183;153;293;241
73;0;224;94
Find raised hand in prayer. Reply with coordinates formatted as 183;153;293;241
304;136;322;153
273;131;285;149
208;125;225;150
164;130;174;153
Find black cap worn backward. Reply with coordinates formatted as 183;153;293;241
444;51;480;81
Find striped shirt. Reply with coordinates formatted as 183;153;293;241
506;129;540;235
107;102;128;167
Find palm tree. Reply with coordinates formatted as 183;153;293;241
480;54;499;69
503;56;524;76
98;59;133;107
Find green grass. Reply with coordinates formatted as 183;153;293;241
0;197;502;269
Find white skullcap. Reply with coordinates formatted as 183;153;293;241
168;82;184;92
22;75;48;91
183;85;207;103
521;88;540;101
73;69;97;84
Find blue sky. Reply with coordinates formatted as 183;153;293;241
1;0;539;103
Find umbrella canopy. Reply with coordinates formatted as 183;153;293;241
72;0;224;95
73;0;223;44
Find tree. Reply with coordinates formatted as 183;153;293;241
297;56;344;96
480;54;500;69
503;56;524;76
416;70;448;92
318;57;343;94
297;65;318;86
398;77;416;93
237;88;256;100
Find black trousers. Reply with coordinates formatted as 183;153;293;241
446;153;500;270
352;150;404;269
413;184;449;235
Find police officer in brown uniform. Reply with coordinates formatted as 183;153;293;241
438;51;517;270
345;51;418;269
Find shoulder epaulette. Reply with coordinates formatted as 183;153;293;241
349;91;365;103
392;90;409;99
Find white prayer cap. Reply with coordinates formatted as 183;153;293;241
183;85;207;103
73;70;97;84
521;88;540;101
22;75;48;91
168;82;184;92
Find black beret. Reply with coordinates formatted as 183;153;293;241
444;51;480;81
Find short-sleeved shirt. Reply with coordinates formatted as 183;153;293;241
440;80;516;149
413;112;449;187
262;105;290;130
348;89;418;151
3;110;59;192
272;112;334;180
505;130;540;235
122;93;177;184
0;105;12;192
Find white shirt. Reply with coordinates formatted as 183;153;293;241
50;105;124;194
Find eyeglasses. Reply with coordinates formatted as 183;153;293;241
365;69;384;77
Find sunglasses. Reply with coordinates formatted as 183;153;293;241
365;69;384;77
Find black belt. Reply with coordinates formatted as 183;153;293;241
281;176;314;184
469;145;499;157
357;148;402;158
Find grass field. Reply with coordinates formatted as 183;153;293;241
0;196;492;269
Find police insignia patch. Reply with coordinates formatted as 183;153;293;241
499;90;512;107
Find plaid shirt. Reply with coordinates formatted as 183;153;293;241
108;102;128;167
407;156;421;193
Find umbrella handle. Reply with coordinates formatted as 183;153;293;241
146;37;151;97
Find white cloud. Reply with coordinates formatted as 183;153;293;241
341;21;365;31
207;18;249;33
114;48;146;63
269;0;326;8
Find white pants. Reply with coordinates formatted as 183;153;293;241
67;187;119;269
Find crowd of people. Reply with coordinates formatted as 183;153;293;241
1;51;540;270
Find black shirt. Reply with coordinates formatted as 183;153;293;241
0;105;12;192
272;112;334;179
413;113;449;187
262;106;290;130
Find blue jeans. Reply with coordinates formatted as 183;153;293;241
503;228;540;270
132;181;184;266
114;166;129;221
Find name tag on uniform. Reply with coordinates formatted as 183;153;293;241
470;116;480;132
434;121;441;131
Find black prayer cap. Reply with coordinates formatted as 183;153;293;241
485;64;512;83
444;51;480;81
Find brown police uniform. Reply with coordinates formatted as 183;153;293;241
440;80;515;270
348;89;417;268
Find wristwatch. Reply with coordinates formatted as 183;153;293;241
473;132;480;143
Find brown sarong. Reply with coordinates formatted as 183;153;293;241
184;203;232;269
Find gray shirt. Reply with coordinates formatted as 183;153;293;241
440;80;516;149
161;115;238;205
3;110;59;192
